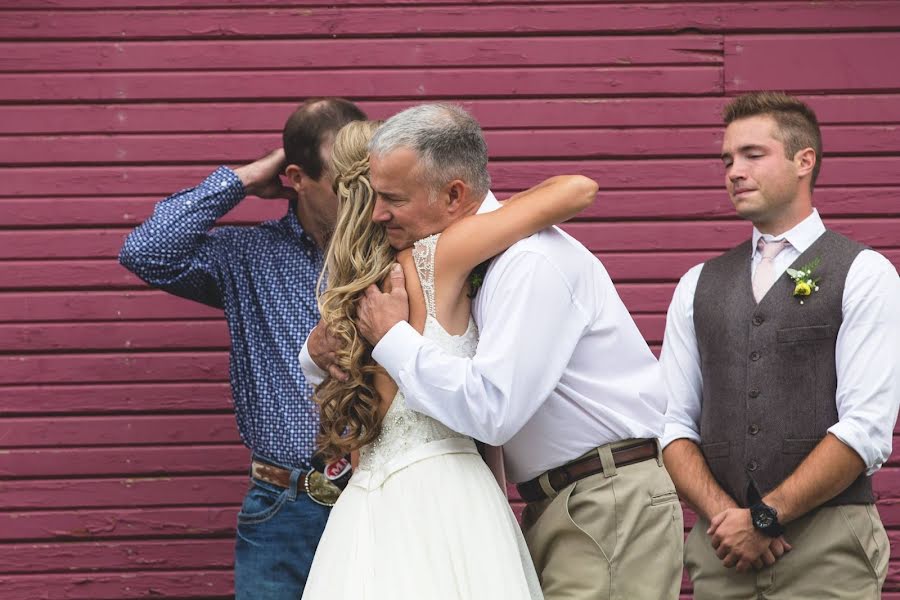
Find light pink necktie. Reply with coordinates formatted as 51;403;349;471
752;238;789;302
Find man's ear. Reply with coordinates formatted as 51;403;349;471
285;164;306;194
445;179;467;212
794;148;816;180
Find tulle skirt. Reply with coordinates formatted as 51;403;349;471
302;437;543;600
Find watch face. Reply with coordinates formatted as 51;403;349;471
752;505;776;529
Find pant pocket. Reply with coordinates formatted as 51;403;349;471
237;482;290;526
565;474;617;564
839;504;888;581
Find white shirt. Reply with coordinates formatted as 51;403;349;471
363;193;665;483
660;209;900;476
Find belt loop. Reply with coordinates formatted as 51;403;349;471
538;472;559;500
655;438;663;467
598;445;617;478
287;468;302;501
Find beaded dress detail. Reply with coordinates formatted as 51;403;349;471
357;233;476;474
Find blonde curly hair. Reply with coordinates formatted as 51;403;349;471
314;120;392;462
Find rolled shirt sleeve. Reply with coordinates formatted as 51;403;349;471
660;264;705;448
828;250;900;475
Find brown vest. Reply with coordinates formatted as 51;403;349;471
693;230;872;507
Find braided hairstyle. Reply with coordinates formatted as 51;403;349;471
314;120;393;462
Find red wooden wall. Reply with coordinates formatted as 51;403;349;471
1;1;899;598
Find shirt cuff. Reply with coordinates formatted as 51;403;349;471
827;420;884;476
660;422;701;450
298;341;326;387
371;321;428;381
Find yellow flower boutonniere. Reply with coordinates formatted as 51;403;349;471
785;258;821;305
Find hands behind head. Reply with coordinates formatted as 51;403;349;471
234;148;298;202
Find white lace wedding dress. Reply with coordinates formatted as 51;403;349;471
302;234;543;600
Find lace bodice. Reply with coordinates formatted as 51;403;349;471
358;234;479;473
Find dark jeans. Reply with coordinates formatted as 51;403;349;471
234;462;330;600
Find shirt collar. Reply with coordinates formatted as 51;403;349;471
476;191;501;215
285;200;318;249
751;209;825;257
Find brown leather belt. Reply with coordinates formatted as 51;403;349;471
516;439;658;503
251;460;307;491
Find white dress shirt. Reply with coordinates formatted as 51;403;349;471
660;209;900;476
358;193;666;483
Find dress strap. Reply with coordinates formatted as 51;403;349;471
412;233;440;319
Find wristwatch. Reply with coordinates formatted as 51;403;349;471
749;501;785;537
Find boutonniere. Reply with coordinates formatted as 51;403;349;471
468;260;490;299
785;258;821;305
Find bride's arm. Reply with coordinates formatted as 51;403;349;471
437;175;596;279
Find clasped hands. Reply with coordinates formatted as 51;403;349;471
309;264;408;380
707;508;792;573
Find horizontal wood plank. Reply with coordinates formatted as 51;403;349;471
0;539;233;574
5;218;898;260
0;570;232;600
6;95;900;135
1;320;231;352
0;285;674;324
0;66;723;102
0;36;723;72
4;186;899;230
727;33;900;93
0;290;222;322
4;248;898;294
0;445;248;478
0;382;233;416
0;506;237;542
3;3;899;40
4;157;899;197
0;415;241;449
0;382;233;414
4;125;900;166
0;352;229;385
0;475;247;510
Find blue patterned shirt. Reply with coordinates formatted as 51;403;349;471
120;167;323;469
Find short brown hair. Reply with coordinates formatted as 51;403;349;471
723;92;822;189
282;98;367;181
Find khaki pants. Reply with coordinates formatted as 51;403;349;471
686;504;889;600
521;441;684;600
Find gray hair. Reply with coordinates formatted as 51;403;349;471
368;103;491;199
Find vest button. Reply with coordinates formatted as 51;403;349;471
752;315;764;326
747;460;759;471
748;424;760;435
749;388;760;398
750;351;761;361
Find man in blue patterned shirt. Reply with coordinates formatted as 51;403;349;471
119;98;366;599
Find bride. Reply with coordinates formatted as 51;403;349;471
301;117;597;599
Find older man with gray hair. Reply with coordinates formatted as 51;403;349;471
302;103;683;599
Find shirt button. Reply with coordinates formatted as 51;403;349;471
752;316;764;326
748;424;760;435
750;351;761;361
749;388;760;398
747;461;759;472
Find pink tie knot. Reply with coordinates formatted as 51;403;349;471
757;238;789;260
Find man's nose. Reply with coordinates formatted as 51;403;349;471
372;198;390;223
728;159;747;181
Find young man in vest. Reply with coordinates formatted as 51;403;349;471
660;91;900;599
120;98;366;599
